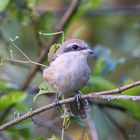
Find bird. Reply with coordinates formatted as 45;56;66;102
43;38;94;119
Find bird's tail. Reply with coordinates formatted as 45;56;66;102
65;98;90;119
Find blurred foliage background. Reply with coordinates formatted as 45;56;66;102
0;0;140;140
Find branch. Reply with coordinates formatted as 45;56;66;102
95;80;140;95
0;81;140;131
4;60;31;69
19;0;81;90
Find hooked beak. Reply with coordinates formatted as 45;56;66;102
88;48;95;56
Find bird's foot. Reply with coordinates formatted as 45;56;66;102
74;91;81;110
54;96;61;110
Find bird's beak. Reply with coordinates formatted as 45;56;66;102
88;48;95;56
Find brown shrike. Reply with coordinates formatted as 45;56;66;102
43;38;94;119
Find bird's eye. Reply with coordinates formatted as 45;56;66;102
72;45;79;50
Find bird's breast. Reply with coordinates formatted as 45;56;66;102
43;53;90;95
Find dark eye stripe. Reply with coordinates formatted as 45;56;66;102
81;47;88;50
63;47;73;52
63;45;87;53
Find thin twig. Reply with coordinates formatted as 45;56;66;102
94;81;140;95
6;60;31;68
0;81;140;131
20;0;81;90
7;60;43;72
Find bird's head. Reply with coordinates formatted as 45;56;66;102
53;38;95;60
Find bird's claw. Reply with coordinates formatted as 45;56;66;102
74;91;81;110
54;97;61;110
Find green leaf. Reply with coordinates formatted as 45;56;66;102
47;135;59;140
110;79;140;121
0;91;27;110
112;99;140;121
18;128;31;139
48;44;61;62
83;76;116;93
34;81;56;102
37;12;55;32
94;58;105;75
123;79;140;95
0;0;9;12
72;0;103;20
0;81;9;93
26;0;37;9
92;76;116;90
4;125;31;140
33;137;46;140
